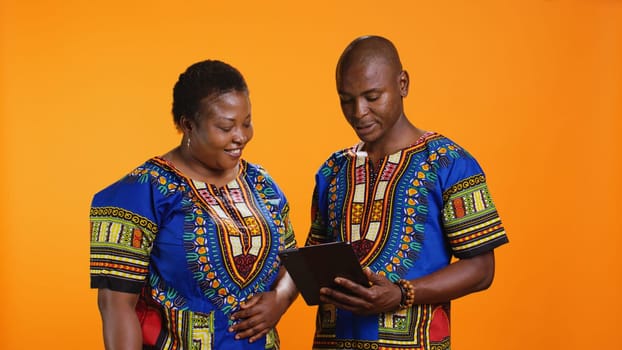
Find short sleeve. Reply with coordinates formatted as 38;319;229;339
90;172;161;293
441;157;509;259
306;185;330;246
305;150;348;247
280;202;297;250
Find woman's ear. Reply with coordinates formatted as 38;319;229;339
179;115;193;134
399;70;410;97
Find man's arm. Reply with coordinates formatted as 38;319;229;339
97;289;142;350
406;250;495;305
319;250;496;314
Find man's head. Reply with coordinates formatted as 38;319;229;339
336;35;409;146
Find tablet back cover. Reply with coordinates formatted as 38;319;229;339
279;242;367;305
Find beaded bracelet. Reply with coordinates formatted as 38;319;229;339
395;279;416;309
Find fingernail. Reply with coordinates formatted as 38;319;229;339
228;327;233;332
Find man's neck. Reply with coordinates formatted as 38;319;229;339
363;117;424;163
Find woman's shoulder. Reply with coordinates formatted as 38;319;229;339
93;157;187;202
241;160;282;187
240;160;288;203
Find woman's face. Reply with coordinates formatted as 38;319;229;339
186;90;253;173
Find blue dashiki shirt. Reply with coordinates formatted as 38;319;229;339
90;157;296;350
306;132;509;350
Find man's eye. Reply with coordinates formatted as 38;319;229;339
366;95;380;102
339;98;352;105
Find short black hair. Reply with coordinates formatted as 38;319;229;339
172;60;248;128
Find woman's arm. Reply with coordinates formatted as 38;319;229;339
97;289;142;350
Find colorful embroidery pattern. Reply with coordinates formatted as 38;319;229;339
90;207;157;285
442;174;505;256
307;133;508;349
185;165;281;314
90;158;293;349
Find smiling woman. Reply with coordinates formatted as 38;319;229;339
89;60;298;350
171;90;254;187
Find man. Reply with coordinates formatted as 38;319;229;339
305;35;509;349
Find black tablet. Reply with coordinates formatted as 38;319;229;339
278;241;369;305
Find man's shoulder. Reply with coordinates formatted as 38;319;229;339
317;145;358;171
420;133;476;161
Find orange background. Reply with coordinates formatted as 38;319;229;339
1;1;621;349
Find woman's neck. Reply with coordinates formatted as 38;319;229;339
163;146;240;188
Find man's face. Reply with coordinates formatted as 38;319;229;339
337;58;406;146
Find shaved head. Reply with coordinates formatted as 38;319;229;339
336;35;403;84
333;35;418;157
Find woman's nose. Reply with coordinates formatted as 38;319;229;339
232;129;247;144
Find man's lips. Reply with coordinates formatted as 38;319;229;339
355;122;375;134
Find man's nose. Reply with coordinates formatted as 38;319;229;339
353;98;368;119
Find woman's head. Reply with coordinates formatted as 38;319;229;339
172;60;249;129
172;60;254;179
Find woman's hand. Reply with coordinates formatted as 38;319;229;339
229;291;284;343
229;267;298;343
319;267;402;315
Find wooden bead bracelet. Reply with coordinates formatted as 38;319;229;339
395;278;415;309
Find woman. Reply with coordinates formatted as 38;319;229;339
90;60;297;350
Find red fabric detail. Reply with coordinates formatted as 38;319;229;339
135;298;162;346
351;239;375;261
234;254;257;279
452;198;465;218
429;306;450;342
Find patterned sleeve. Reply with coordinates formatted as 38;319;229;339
305;150;344;247
280;202;297;250
90;171;162;293
305;185;329;246
441;156;508;259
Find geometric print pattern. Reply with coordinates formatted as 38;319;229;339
442;174;505;258
91;157;294;349
185;168;279;315
90;207;157;288
307;132;507;350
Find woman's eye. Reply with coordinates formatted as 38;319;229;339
219;126;233;132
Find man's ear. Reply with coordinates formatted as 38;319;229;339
399;70;410;97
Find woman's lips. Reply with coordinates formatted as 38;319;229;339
225;148;242;157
